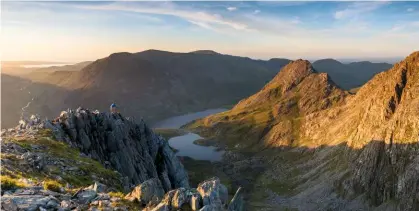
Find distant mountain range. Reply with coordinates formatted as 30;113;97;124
312;59;392;89
1;50;392;128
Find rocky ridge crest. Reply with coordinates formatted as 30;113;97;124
44;108;189;191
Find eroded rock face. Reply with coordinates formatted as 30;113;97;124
44;108;189;189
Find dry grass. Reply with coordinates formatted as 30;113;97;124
1;175;26;190
43;180;63;192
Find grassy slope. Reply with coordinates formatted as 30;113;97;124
1;129;122;192
153;128;187;140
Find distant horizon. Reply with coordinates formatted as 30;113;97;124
2;1;418;61
1;48;406;64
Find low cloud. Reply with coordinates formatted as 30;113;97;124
227;7;237;11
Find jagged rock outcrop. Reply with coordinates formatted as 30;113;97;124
144;177;243;211
44;108;189;190
197;177;228;207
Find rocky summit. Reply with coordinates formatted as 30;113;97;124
187;51;419;210
44;108;189;191
1;109;243;211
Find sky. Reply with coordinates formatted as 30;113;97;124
1;1;419;62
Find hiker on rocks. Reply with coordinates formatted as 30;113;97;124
110;103;125;122
110;103;118;114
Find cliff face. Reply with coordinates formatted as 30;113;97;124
302;51;419;148
44;108;189;191
339;52;419;210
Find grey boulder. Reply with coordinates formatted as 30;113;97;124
124;178;164;205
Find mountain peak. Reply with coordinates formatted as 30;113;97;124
189;50;220;55
313;58;343;66
233;59;345;111
405;51;419;63
108;52;133;59
269;59;315;92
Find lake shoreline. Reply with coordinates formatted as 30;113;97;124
152;108;227;161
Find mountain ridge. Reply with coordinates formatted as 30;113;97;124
1;49;392;129
186;51;419;210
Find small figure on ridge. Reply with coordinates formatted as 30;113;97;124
110;103;118;114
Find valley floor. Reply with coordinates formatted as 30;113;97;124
188;136;398;211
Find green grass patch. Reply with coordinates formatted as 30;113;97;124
12;141;32;151
32;133;121;189
2;129;123;191
256;173;297;196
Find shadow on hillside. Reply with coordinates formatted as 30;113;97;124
1;74;70;129
203;139;419;210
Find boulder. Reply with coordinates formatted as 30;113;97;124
76;189;97;204
197;177;228;206
171;187;189;209
86;182;108;193
151;202;170;211
190;192;203;210
124;178;164;205
46;199;60;209
60;200;76;209
1;199;18;211
161;189;177;206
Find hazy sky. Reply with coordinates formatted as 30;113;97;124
2;1;419;62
